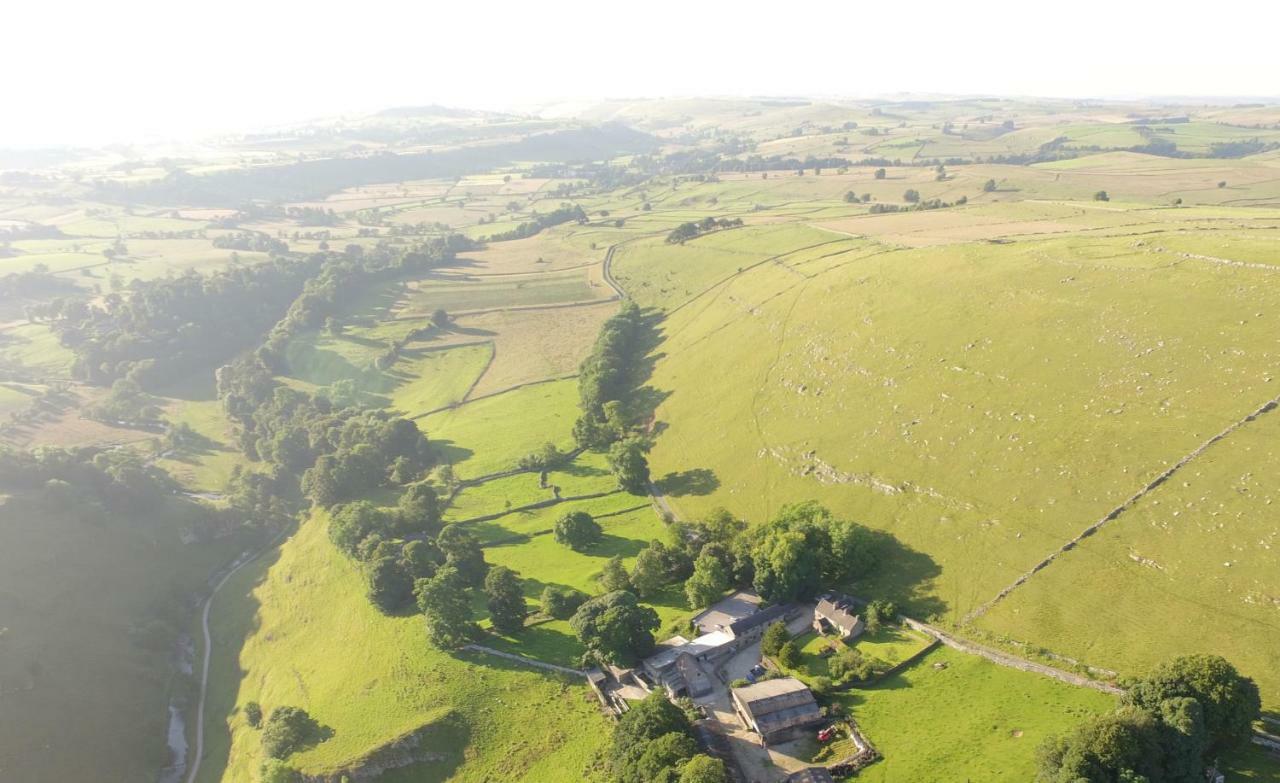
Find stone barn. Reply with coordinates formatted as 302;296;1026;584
730;677;823;745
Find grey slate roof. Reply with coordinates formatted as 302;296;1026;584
728;602;790;636
732;676;822;737
815;594;860;633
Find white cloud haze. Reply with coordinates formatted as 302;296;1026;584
5;0;1278;146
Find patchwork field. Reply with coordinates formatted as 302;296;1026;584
453;300;617;397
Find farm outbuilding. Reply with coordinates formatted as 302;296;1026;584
730;677;823;745
641;596;796;698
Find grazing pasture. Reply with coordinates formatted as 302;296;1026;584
454;300;617;397
975;411;1280;709
154;399;249;494
642;224;1280;667
393;268;609;317
457;230;602;274
0;321;73;376
424;378;580;478
835;646;1115;782
609;222;845;310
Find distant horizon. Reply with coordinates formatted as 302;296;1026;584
6;0;1277;148
5;90;1280;153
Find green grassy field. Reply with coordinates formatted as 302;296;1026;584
444;471;553;521
395;269;607;316
975;411;1280;709
0;323;76;377
477;500;687;663
283;330;492;415
387;343;494;416
155;399;250;494
0;494;255;783
609;223;846;311
198;509;610;783
837;646;1116;782
424;379;579;478
0;382;39;417
787;627;933;683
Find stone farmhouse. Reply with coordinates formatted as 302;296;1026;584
813;593;864;640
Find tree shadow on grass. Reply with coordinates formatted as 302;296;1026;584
853;531;948;622
655;468;719;497
166;432;233;467
336;333;385;349
557;459;609;479
443;324;497;339
620;308;672;425
478;623;584;668
431;439;474;467
589;533;649;560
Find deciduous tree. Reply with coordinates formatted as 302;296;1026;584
415;566;474;648
569;590;659;665
608;437;651;494
554;510;602;551
484;566;528;635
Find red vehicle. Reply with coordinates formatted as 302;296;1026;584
817;726;838;742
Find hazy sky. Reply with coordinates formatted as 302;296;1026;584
7;0;1278;147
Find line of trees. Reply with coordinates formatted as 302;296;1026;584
483;203;587;242
665;216;744;244
255;235;468;373
572;302;649;450
867;192;968;214
211;232;289;253
668;501;885;605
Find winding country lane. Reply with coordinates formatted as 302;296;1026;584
185;532;285;783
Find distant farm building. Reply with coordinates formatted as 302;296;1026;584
730;677;824;745
813;593;864;640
